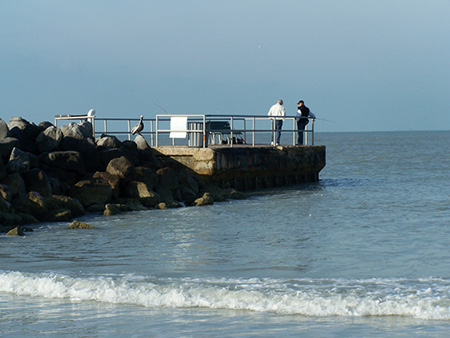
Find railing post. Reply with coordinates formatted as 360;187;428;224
127;120;131;140
230;116;234;147
155;116;159;147
311;118;315;145
292;118;296;146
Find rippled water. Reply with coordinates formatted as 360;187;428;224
1;131;450;337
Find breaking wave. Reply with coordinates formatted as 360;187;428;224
1;270;450;320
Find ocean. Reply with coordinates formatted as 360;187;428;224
1;131;450;337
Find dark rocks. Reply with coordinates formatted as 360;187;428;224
124;181;160;207
23;169;52;197
0;115;249;235
70;178;112;208
36;126;63;153
41;151;86;176
106;156;135;180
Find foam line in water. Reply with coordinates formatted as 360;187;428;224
1;271;450;320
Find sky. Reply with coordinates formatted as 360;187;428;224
1;0;449;132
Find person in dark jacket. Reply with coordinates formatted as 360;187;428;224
296;100;315;145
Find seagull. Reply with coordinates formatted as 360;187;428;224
131;115;144;135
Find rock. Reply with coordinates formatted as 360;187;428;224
103;203;121;216
67;220;95;229
155;186;176;205
1;172;27;199
134;135;149;150
12;191;48;220
92;171;121;199
60;122;92;140
86;204;107;213
8;126;39;154
177;170;200;195
194;192;214;206
40;151;86;175
40;163;79;186
0;118;10;139
133;166;158;189
7;147;40;173
46;195;85;217
179;184;198;205
96;135;122;149
70;178;112;207
121;140;139;165
157;167;179;190
98;148;125;171
139;148;162;169
106;156;135;180
38;121;54;131
156;202;167;210
123;181;160;207
36;126;63;153
22;168;52;197
5;226;25;236
0;137;19;158
203;184;228;202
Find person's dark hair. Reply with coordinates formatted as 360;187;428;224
297;100;304;104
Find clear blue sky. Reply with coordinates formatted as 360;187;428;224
1;1;449;132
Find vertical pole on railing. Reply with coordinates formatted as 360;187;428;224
104;120;107;135
230;116;234;147
305;121;308;145
155;116;159;147
311;118;315;145
203;115;206;148
292;118;296;146
243;118;246;144
128;120;131;140
252;117;255;147
150;120;154;146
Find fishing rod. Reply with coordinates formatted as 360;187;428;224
154;102;171;114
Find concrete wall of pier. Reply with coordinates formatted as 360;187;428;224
153;145;326;191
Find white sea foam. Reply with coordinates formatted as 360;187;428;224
1;271;450;320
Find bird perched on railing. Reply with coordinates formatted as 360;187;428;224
131;115;144;135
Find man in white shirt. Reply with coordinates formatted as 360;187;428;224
267;99;286;145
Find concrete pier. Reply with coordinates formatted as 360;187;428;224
153;145;326;191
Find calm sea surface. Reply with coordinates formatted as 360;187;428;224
1;131;450;337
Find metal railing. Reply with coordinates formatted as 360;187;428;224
54;114;315;147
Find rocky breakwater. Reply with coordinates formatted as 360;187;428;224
0;117;247;235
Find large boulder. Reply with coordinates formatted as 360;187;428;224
60;122;92;140
106;156;135;180
36;126;63;153
7;147;40;173
133;166;158;189
121;140;139;165
92;171;121;199
98;148;125;171
22;168;52;197
139;148;162;169
40;151;86;175
96;135;122;149
70;178;112;207
7;117;40;154
12;191;48;220
40;163;78;186
46;195;85;217
134;135;149;150
157;167;179;190
1;172;27;200
0;159;6;181
38;121;54;131
0;137;19;158
0;184;12;201
0;118;10;139
123;181;160;207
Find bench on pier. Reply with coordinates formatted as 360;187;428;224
206;121;243;145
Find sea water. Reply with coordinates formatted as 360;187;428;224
1;131;450;337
